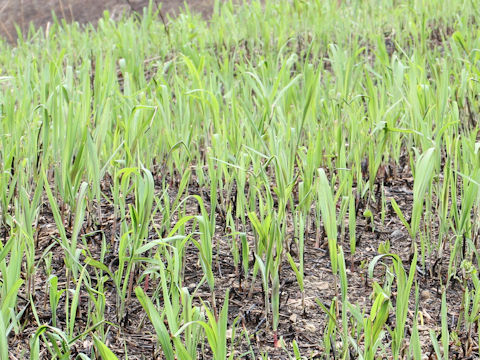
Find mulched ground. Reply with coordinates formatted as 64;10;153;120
7;158;472;359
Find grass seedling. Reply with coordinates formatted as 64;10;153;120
287;212;305;308
368;248;418;358
2;0;480;357
317;168;339;305
430;288;449;360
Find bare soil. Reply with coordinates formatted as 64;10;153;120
0;0;216;43
8;163;471;359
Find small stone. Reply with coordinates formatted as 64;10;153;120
420;289;431;300
391;229;405;239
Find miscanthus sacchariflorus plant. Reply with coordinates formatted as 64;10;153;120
1;0;480;358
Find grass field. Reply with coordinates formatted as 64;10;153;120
1;0;480;358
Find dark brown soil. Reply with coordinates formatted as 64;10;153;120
0;0;217;43
8;164;471;359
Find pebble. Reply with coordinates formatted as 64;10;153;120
391;229;405;239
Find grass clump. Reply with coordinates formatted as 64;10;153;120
1;0;480;358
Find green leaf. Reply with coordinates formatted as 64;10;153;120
93;335;120;360
135;287;175;360
317;168;338;274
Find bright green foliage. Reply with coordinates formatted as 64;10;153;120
1;0;480;358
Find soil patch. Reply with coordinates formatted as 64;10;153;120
0;0;217;44
7;164;470;359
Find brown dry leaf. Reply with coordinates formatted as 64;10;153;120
305;276;330;291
